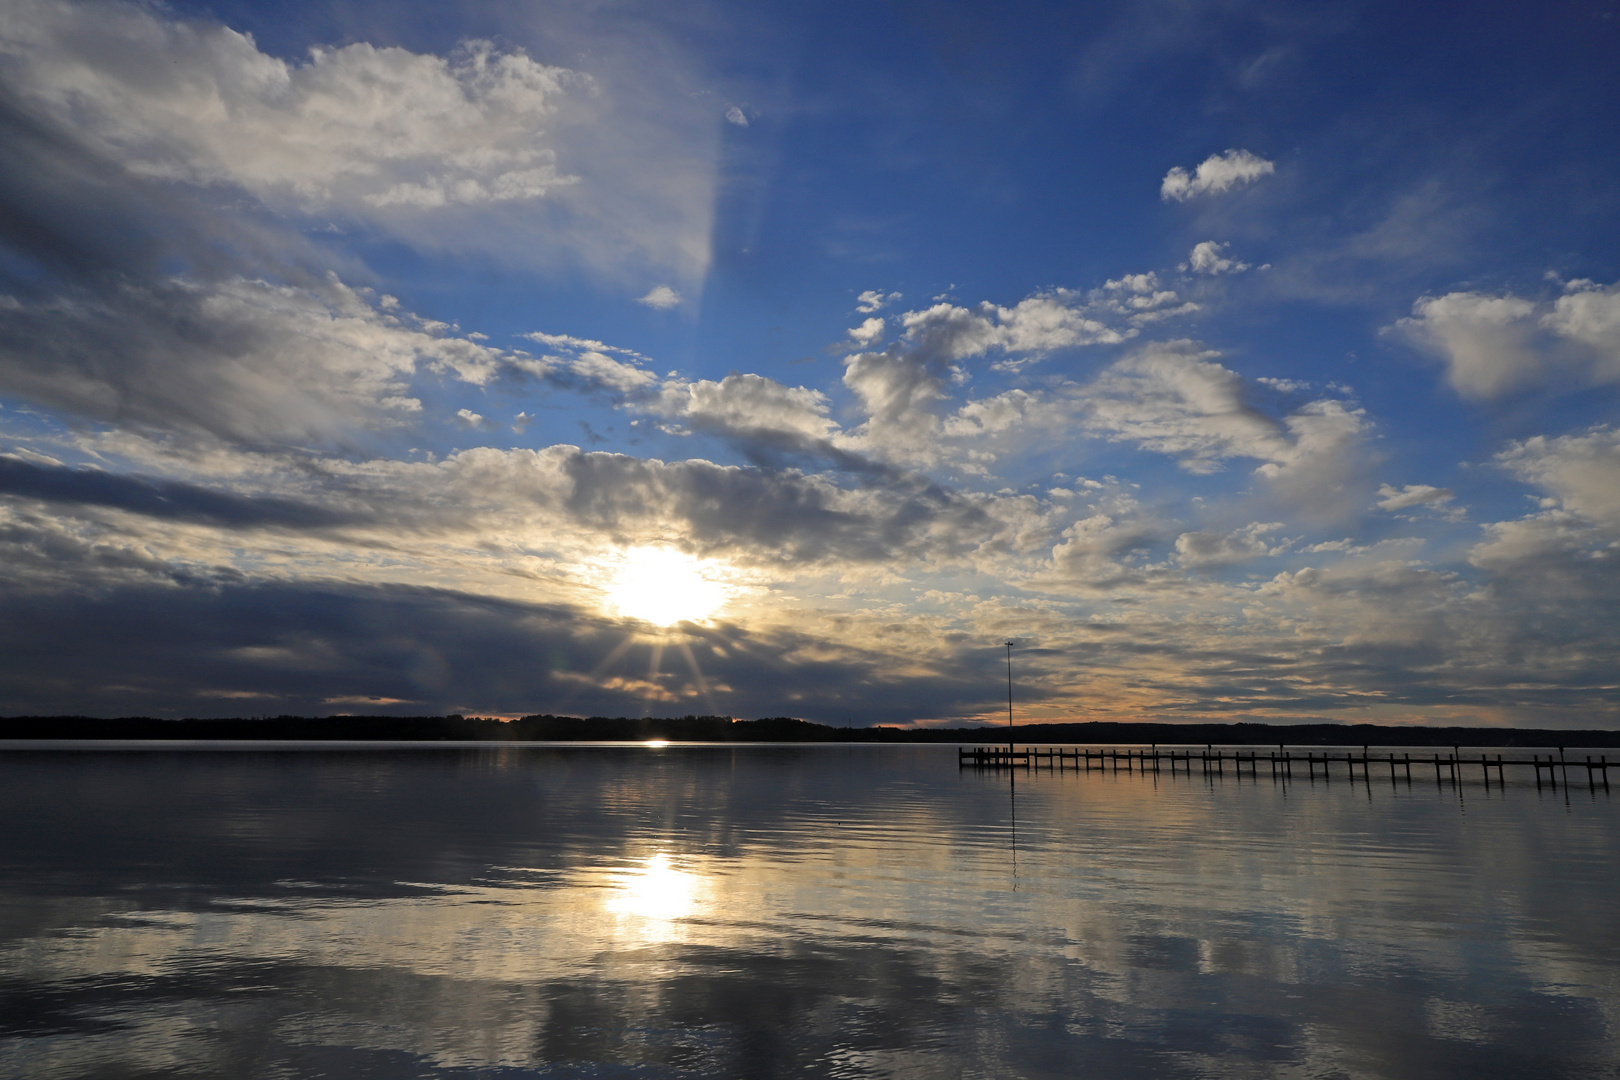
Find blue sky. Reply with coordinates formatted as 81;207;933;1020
1;0;1618;725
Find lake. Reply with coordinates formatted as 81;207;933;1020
1;743;1616;1078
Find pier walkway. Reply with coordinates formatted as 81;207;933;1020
959;746;1612;791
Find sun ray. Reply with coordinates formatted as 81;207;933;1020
549;630;644;712
675;639;720;717
646;641;665;698
587;632;641;682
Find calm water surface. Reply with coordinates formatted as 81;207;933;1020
1;743;1616;1079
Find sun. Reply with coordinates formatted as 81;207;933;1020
604;548;726;626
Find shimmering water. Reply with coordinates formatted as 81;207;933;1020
1;743;1616;1079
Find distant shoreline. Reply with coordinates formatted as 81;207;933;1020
3;715;1618;747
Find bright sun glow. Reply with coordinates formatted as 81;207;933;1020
605;548;726;626
605;853;697;921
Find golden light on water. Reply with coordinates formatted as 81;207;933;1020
604;548;727;627
605;853;699;921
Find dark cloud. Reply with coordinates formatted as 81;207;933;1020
0;578;1000;723
558;450;996;564
0;456;357;529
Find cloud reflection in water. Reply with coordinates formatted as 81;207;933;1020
0;744;1616;1079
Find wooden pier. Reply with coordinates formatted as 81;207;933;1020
958;746;1613;791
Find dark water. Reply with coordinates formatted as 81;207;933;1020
1;743;1616;1079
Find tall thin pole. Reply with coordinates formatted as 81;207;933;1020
1004;640;1015;751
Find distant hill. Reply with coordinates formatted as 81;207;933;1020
2;714;1617;747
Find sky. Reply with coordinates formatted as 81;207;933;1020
1;0;1618;727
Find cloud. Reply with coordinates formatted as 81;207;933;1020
655;374;838;446
0;272;526;446
840;348;951;460
856;290;901;314
1175;522;1291;567
1495;426;1620;528
637;285;682;309
1091;273;1201;325
1375;483;1457;514
1;4;578;211
1542;279;1620;360
847;317;885;346
1160;149;1275;202
0;574;1014;722
0;436;1013;584
1394;292;1542;398
0;454;354;530
899;295;1128;364
1079;342;1296;472
1042;494;1179;595
1187;241;1250;275
1073;342;1371;517
725;106;749;127
0;0;719;284
563;350;659;392
1393;280;1620;398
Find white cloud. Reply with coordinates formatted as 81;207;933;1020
454;408;486;428
656;374;837;443
1542;280;1620;362
566;351;658;393
1187;241;1250;275
1160;149;1275;202
725;106;748;127
900;296;1127;363
1;4;578;210
637;285;682;310
1092;273;1201;325
856;290;902;314
0;0;720;283
1375;484;1456;513
1496;427;1620;528
941;390;1048;439
1254;399;1369;495
1394;280;1620;398
848;317;885;346
1078;342;1370;502
1467;512;1595;572
1080;342;1294;473
1394;292;1542;398
522;331;647;360
840;350;948;458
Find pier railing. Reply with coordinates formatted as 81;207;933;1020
958;746;1611;791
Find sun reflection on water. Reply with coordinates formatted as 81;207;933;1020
605;852;700;922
